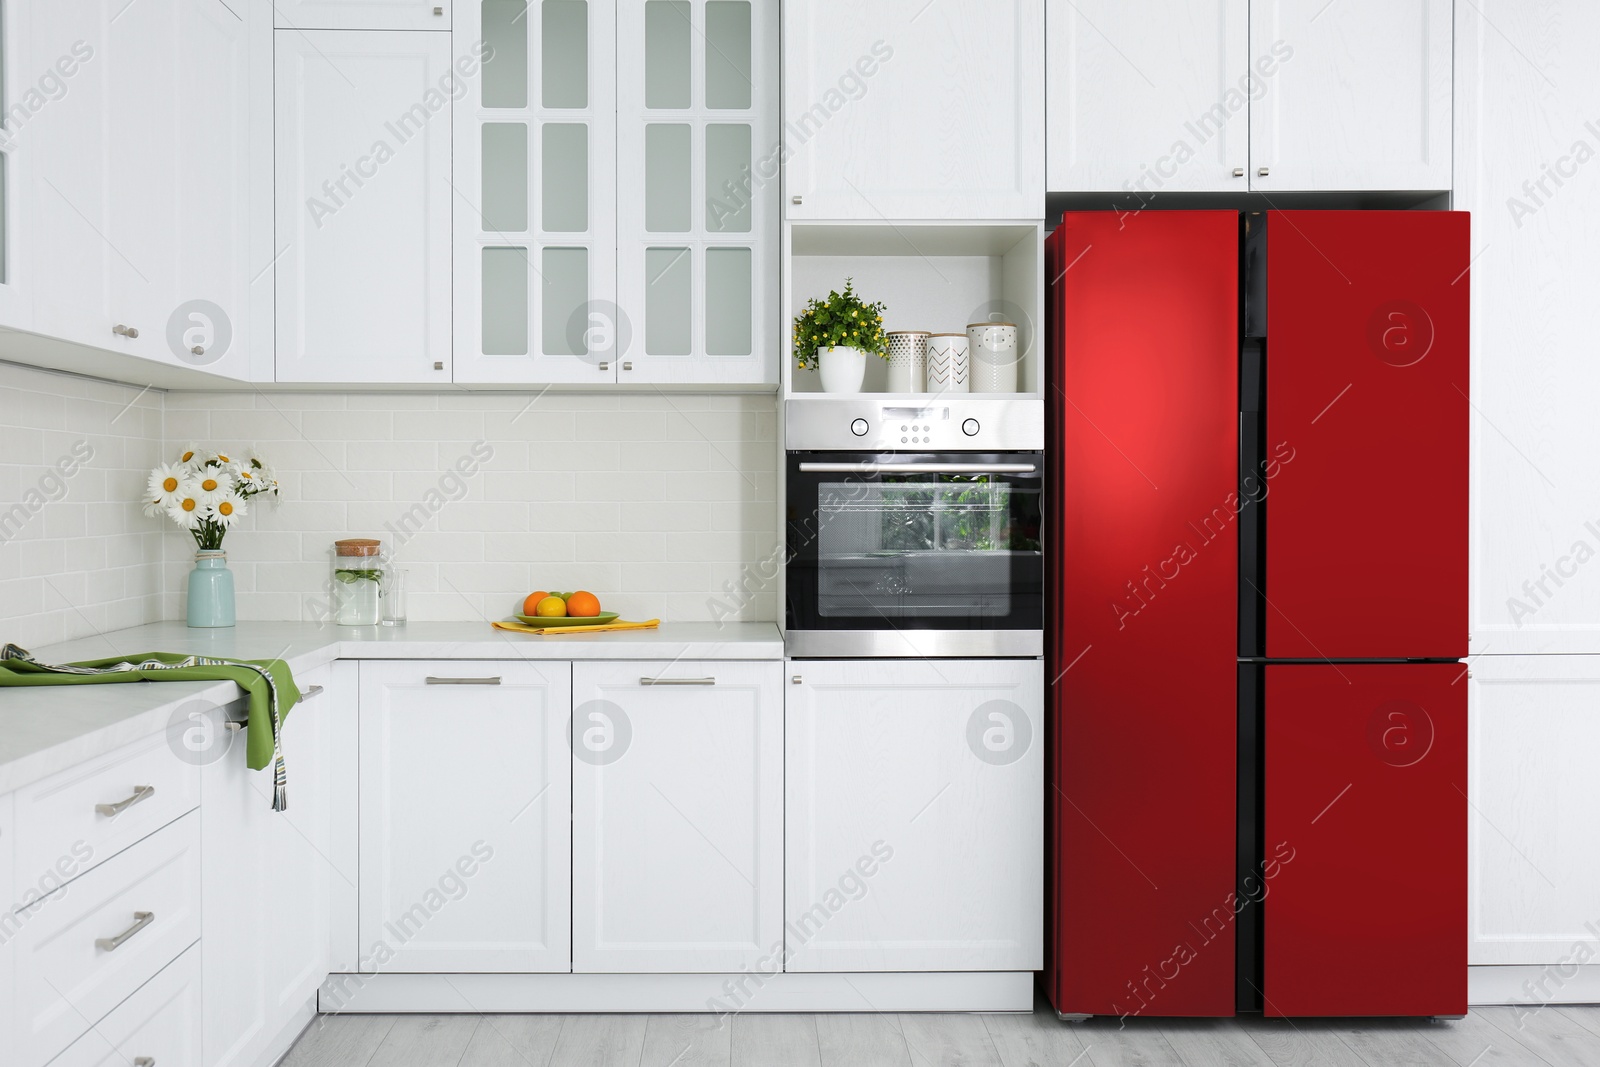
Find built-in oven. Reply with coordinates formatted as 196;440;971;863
784;398;1044;658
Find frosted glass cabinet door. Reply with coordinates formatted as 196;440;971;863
783;0;1044;219
275;30;453;383
616;0;777;384
454;0;619;383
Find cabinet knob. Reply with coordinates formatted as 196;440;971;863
191;345;205;356
1258;167;1270;177
433;361;445;370
791;195;803;205
598;361;610;371
791;674;803;685
622;361;633;371
1232;167;1245;178
434;6;443;14
113;323;139;338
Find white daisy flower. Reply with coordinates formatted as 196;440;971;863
147;462;187;508
177;442;205;468
166;482;206;529
207;490;248;527
244;447;278;492
141;497;166;518
192;468;228;507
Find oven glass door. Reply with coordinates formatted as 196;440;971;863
786;452;1044;632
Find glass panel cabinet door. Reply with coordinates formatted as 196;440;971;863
617;0;776;384
454;0;618;382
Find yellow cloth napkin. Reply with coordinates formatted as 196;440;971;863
492;618;661;636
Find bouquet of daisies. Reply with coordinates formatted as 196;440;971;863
143;445;280;550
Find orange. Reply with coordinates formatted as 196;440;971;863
522;591;550;615
566;591;601;617
534;595;568;618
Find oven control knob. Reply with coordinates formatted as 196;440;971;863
850;418;869;437
961;418;980;437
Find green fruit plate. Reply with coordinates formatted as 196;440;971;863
513;612;620;627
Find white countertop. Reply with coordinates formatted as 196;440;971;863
0;619;783;796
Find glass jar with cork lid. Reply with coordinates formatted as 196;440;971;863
332;538;385;626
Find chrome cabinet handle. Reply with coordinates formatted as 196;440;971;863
134;1059;155;1067
1258;166;1270;177
300;684;325;701
1233;167;1245;177
622;361;633;371
433;361;445;370
426;676;502;685
598;362;610;371
224;720;246;733
791;195;803;205
96;911;154;952
640;677;716;686
96;785;155;817
791;675;803;684
113;324;139;338
797;462;1036;475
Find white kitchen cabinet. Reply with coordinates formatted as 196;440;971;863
23;0;253;378
452;0;619;384
1249;0;1451;191
276;0;452;31
571;660;783;972
785;659;1043;972
614;0;778;384
358;660;572;972
0;791;14;1067
201;662;349;1067
50;946;203;1067
783;0;1044;220
1468;656;1600;966
275;30;453;383
1046;0;1249;193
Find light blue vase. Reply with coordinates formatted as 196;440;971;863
187;549;236;628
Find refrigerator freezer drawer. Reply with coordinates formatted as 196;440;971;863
1262;662;1466;1017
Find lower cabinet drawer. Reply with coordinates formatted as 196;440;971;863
48;943;203;1067
13;725;201;908
12;811;202;1067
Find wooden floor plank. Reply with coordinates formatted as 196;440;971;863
549;1014;649;1067
1072;1016;1189;1067
816;1013;914;1067
367;1015;480;1067
280;1014;397;1067
1333;1019;1463;1067
1553;1006;1600;1041
982;1003;1092;1067
1158;1019;1278;1067
1236;1017;1374;1067
1422;1010;1555;1067
898;1012;1006;1067
1476;1005;1600;1067
731;1013;823;1067
458;1014;565;1067
641;1013;734;1067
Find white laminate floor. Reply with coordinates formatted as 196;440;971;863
279;989;1600;1066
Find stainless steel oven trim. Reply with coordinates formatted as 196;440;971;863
785;629;1044;659
797;462;1037;474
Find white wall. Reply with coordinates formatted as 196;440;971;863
159;391;780;625
0;362;167;648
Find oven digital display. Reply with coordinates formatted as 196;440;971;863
881;407;949;421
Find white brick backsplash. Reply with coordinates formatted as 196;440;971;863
0;366;780;641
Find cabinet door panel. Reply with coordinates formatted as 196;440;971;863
453;0;619;383
783;0;1043;219
51;946;203;1067
359;660;571;972
276;30;453;383
1047;0;1248;193
572;660;783;972
1250;0;1451;191
785;659;1043;972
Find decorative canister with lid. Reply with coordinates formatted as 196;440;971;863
967;321;1019;392
332;538;386;626
885;331;929;392
925;333;970;394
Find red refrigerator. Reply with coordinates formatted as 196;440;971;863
1046;209;1469;1019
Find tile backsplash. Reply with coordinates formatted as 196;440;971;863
1;367;781;645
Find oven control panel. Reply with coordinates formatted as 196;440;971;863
786;397;1044;451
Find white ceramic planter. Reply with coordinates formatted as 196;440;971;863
818;345;867;393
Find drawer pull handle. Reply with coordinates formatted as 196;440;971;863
96;911;154;952
225;720;246;732
299;684;325;701
425;676;502;685
96;785;155;817
134;1059;155;1067
639;676;716;686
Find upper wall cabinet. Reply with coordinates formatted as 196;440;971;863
1250;0;1451;192
1045;0;1451;194
453;0;618;384
18;0;256;380
275;1;452;31
275;30;454;383
783;0;1044;220
616;0;778;384
1047;0;1248;193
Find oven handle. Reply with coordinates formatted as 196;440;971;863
796;462;1037;474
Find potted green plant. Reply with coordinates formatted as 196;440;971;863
792;278;889;393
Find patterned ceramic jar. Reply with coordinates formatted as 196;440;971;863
967;322;1019;392
925;334;970;394
885;331;929;392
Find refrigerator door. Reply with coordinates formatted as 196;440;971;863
1048;210;1239;1017
1261;211;1469;660
1263;662;1466;1017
